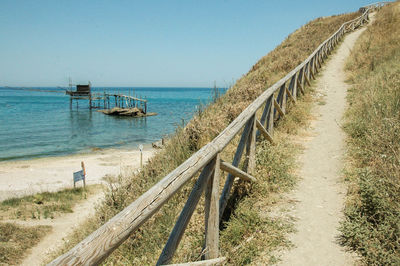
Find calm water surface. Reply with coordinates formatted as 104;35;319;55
0;87;218;161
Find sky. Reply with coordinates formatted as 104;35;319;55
0;0;374;87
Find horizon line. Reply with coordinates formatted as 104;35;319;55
0;85;229;89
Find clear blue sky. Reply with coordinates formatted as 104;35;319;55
0;0;372;87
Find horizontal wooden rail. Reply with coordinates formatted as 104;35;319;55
220;160;257;182
164;257;226;266
50;2;391;265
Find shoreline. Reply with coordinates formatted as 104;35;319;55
0;142;155;163
0;146;155;201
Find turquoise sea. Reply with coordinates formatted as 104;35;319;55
0;87;218;161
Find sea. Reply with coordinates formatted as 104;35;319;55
0;87;220;161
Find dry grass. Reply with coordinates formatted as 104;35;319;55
0;222;51;265
49;11;359;265
340;3;400;265
0;185;102;221
218;87;318;265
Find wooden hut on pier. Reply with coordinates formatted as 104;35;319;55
66;83;93;108
66;84;156;117
66;84;91;96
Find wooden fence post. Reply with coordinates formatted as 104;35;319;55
204;154;220;260
219;116;254;220
256;96;273;139
246;115;257;175
276;84;287;115
317;50;322;70
266;95;275;136
292;72;298;100
286;75;297;104
157;158;217;265
81;161;86;188
310;57;315;79
304;63;312;86
297;68;305;95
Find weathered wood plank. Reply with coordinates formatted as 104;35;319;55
274;98;285;118
288;73;297;101
219;116;253;220
301;66;307;90
305;67;312;86
310;66;316;80
204;154;220;260
247;115;257;175
275;84;284;117
157;158;217;265
163;257;226;266
293;72;298;98
285;85;296;104
266;95;274;135
314;54;319;73
260;97;272;126
256;97;272;139
282;83;288;114
318;50;322;67
256;119;274;144
310;57;316;79
220;160;257;182
297;68;305;95
323;44;328;59
277;84;287;114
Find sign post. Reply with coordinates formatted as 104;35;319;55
73;161;86;189
139;144;143;169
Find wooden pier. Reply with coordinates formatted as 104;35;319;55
66;85;148;114
89;92;147;113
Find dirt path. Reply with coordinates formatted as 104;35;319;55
277;22;371;265
16;192;104;266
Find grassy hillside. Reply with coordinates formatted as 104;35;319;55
52;11;359;265
0;223;51;265
340;3;400;265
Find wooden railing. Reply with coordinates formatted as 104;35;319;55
49;2;391;265
359;1;392;13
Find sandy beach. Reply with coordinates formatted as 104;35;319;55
0;147;155;201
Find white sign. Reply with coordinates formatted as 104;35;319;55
139;144;143;151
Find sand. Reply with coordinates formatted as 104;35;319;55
0;147;155;201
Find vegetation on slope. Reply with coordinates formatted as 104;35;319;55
52;11;359;265
0;223;51;265
340;3;400;265
0;185;100;221
0;185;102;263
